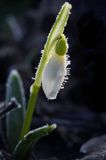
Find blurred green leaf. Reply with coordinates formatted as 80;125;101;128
5;70;26;150
13;124;56;160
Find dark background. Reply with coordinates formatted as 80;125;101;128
0;0;106;159
0;0;106;110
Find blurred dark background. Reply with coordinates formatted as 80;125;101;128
0;0;106;111
0;0;106;159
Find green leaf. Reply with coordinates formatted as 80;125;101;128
13;124;57;160
6;70;25;109
5;70;26;150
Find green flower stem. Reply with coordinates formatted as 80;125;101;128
20;85;39;139
20;2;72;139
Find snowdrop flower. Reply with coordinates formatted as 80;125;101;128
42;34;70;100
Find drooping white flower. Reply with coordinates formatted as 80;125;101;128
41;53;69;100
42;54;64;99
41;34;70;100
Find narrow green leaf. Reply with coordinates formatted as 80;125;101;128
13;124;57;160
5;70;26;150
6;70;25;109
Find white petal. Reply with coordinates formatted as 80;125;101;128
42;53;66;100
